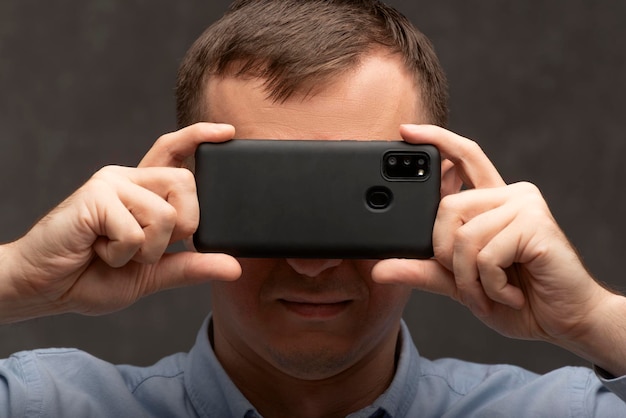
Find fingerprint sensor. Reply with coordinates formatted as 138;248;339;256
365;186;393;210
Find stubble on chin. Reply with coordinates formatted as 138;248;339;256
267;344;356;381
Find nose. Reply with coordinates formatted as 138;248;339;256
286;259;343;277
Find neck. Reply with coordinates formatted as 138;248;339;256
212;322;401;418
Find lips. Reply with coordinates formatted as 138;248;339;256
278;299;352;319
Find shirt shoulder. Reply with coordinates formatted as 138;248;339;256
410;356;624;417
0;348;192;418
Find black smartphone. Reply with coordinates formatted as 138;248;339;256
193;140;440;259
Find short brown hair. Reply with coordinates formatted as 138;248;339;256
175;0;448;128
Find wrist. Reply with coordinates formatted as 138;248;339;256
0;239;62;324
0;241;26;323
554;290;626;377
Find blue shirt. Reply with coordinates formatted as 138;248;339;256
0;316;625;417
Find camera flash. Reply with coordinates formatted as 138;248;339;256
417;169;425;176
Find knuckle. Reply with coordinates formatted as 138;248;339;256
512;182;553;219
173;167;196;188
154;204;178;226
147;132;181;163
453;226;475;247
158;167;197;196
124;228;147;248
460;138;484;159
177;216;199;237
432;242;447;260
530;238;551;260
78;177;118;205
438;194;461;213
514;181;541;197
475;248;496;271
154;131;176;149
79;177;107;196
92;165;123;180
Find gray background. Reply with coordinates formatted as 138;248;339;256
1;1;625;374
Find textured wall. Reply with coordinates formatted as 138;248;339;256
1;1;624;374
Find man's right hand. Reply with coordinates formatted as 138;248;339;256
0;123;242;324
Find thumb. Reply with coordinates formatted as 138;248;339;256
139;123;235;168
150;251;242;291
372;258;457;299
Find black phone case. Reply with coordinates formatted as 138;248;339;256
193;140;440;259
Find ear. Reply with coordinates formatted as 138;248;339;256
440;159;463;198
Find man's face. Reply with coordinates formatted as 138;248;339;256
206;52;424;381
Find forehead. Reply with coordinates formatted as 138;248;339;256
206;52;425;140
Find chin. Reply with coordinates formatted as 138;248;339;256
267;343;358;381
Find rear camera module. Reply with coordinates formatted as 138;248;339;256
383;151;430;180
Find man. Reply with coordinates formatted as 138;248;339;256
0;0;625;416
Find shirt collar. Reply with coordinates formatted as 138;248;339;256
184;315;258;418
184;315;420;418
362;320;421;417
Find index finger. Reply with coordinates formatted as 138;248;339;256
400;124;505;189
139;123;235;168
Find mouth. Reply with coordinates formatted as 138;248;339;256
278;299;352;319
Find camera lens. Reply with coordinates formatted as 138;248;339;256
383;152;430;181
